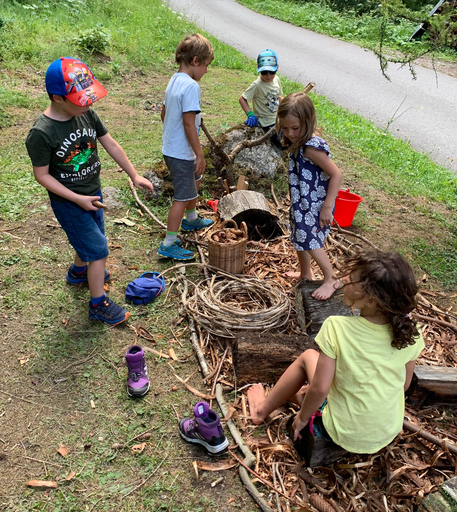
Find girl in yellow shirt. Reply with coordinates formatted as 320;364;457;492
248;249;424;454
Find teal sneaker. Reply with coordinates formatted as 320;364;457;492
181;216;214;232
158;241;196;261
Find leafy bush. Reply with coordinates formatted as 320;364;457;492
72;23;111;54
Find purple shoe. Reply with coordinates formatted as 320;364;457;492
125;345;150;398
179;401;229;454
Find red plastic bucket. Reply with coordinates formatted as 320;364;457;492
333;189;363;228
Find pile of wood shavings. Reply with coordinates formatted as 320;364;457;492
190;222;457;512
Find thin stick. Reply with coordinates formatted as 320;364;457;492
128;178;166;229
330;226;379;250
403;420;457;455
23;456;62;468
228;449;292;501
209;347;228;409
122;453;168;499
412;313;457;333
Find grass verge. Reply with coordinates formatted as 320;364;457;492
0;0;457;510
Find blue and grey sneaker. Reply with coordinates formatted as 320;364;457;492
158;241;196;261
66;266;111;285
89;297;130;325
181;216;214;232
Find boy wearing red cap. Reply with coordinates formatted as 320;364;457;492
26;57;154;325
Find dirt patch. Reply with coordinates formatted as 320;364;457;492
416;56;457;79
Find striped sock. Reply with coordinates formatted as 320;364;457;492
164;231;178;246
185;208;197;222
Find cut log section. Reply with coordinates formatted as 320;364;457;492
412;366;457;397
295;280;358;337
218;190;283;240
232;333;317;384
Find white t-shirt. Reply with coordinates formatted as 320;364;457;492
162;72;201;161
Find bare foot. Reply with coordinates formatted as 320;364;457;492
284;268;315;281
311;277;340;301
247;384;267;425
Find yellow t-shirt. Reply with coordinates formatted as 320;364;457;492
242;76;283;127
315;316;424;454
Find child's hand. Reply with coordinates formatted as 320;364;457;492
195;154;206;176
132;175;154;193
319;206;333;230
292;414;309;441
244;111;259;127
76;195;103;211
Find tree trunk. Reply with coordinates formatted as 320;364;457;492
232;332;317;384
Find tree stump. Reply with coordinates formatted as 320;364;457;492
218;190;283;240
295;280;358;337
232;332;317;385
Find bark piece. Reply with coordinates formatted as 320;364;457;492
232;333;317;384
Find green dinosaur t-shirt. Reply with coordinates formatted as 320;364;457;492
25;109;108;200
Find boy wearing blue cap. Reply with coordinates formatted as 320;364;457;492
25;57;154;326
239;49;283;147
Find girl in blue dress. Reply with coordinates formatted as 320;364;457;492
276;92;342;300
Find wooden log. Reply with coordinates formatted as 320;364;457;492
295;281;358;337
287;417;348;468
218;190;282;240
232;333;317;384
412;366;457;397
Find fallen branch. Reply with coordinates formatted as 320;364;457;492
412;313;457;333
403;419;457;456
228;449;293;502
122;453;168;499
128;178;166;229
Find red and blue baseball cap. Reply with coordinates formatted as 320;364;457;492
256;49;279;73
45;57;107;107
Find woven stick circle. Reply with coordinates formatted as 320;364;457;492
186;274;291;338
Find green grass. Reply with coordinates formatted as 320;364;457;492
0;1;457;509
237;0;456;61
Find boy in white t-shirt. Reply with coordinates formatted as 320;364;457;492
159;33;214;261
239;49;283;148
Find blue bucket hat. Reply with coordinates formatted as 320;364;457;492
125;272;165;305
257;49;279;73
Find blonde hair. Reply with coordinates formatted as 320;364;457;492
176;33;214;65
275;92;316;153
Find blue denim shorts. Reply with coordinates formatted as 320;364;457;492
164;155;202;202
50;190;109;262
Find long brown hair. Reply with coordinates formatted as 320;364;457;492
341;249;420;350
275;92;316;153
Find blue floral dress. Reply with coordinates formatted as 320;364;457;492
288;136;334;251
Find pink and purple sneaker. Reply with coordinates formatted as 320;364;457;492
125;345;150;398
179;401;228;454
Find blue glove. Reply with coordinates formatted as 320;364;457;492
244;110;259;127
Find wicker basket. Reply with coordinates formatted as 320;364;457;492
208;219;248;274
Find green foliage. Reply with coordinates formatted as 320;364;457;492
72;23;111;54
238;0;456;65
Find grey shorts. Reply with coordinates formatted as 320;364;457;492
164;155;202;202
